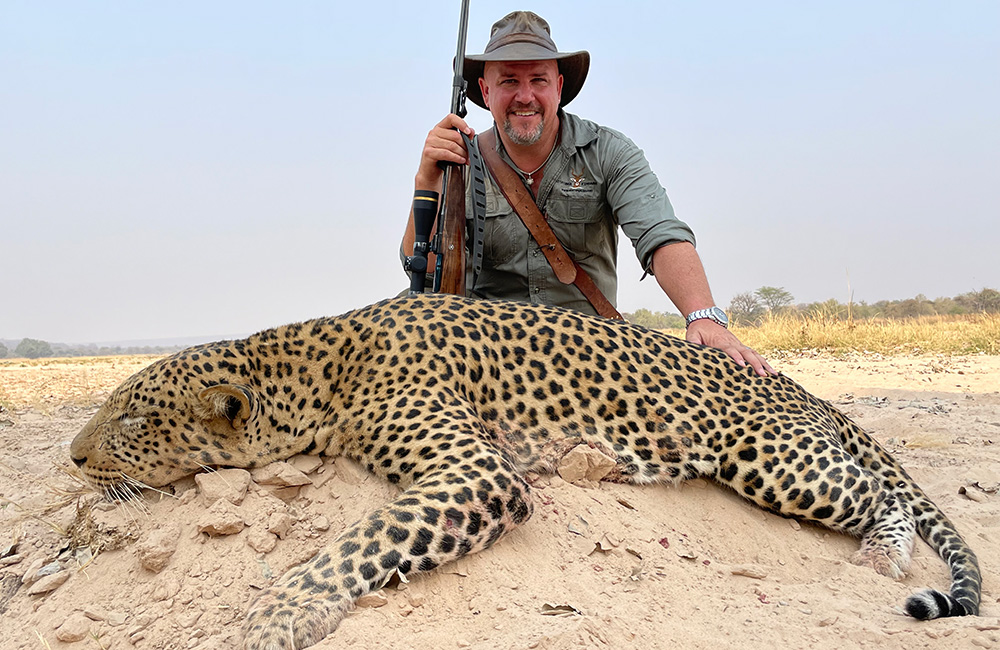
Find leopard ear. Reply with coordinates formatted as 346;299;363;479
197;384;255;429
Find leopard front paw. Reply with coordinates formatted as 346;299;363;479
243;587;346;650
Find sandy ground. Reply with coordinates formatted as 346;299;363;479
0;352;998;650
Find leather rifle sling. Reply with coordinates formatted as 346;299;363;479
478;130;624;321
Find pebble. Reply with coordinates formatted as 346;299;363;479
27;570;70;595
151;577;182;602
355;590;389;608
250;462;311;487
266;512;295;539
313;516;331;532
198;500;246;536
137;524;182;572
246;527;278;554
288;454;323;475
556;445;616;482
195;469;252;506
83;607;108;621
0;554;22;568
731;565;768;580
55;612;92;642
22;557;52;585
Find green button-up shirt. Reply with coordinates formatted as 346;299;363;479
468;111;695;316
404;110;696;316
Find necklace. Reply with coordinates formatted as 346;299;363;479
512;144;556;186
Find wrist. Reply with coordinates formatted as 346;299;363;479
685;306;729;329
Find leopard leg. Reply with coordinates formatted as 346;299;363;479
849;493;915;578
716;421;915;580
242;441;532;649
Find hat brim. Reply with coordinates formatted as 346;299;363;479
463;47;590;110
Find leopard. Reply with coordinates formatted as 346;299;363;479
70;294;982;649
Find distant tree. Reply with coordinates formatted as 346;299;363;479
806;298;846;320
624;308;685;330
956;288;1000;313
754;286;795;313
884;294;937;319
0;342;8;359
728;292;765;326
14;338;54;359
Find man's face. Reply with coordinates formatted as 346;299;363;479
480;60;563;146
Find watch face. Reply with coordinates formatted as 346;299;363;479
710;307;729;326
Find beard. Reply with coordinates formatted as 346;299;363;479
502;108;545;146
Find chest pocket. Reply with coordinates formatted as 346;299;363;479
476;192;522;266
545;197;608;262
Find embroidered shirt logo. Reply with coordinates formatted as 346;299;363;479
570;167;585;189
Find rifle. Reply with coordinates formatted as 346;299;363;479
406;0;485;296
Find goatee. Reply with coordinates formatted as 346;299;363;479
503;116;545;146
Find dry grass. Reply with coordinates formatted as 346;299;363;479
1;315;997;410
0;355;161;410
732;312;1000;356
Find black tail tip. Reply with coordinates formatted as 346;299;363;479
905;589;974;620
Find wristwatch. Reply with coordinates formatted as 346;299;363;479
685;306;729;329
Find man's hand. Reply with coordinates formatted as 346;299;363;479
686;320;774;377
415;114;475;191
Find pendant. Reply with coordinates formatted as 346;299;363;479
525;177;534;186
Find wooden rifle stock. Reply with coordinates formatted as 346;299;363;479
437;164;467;295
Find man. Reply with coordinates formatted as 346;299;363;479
402;11;772;376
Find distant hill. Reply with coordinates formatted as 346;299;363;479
0;333;246;359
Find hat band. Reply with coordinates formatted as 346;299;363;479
485;32;557;55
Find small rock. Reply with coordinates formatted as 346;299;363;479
22;558;54;585
195;469;252;506
151;577;181;602
246;527;278;554
108;612;128;626
263;486;303;502
250;462;311;487
55;612;92;642
27;570;70;595
313;516;331;532
288;454;323;475
356;590;389;608
197;500;245;536
83;607;108;621
267;513;295;540
137;524;182;572
731;565;768;580
556;445;616;483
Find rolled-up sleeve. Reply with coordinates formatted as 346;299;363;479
601;129;696;272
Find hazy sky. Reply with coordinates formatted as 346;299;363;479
2;1;997;344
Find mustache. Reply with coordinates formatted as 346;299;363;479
507;103;543;113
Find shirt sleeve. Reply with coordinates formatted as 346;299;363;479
600;128;696;272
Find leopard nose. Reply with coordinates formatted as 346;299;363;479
72;455;87;467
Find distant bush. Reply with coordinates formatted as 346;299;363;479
624;308;685;330
14;338;54;359
0;342;7;358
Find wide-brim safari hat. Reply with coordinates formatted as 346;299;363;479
464;11;590;110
